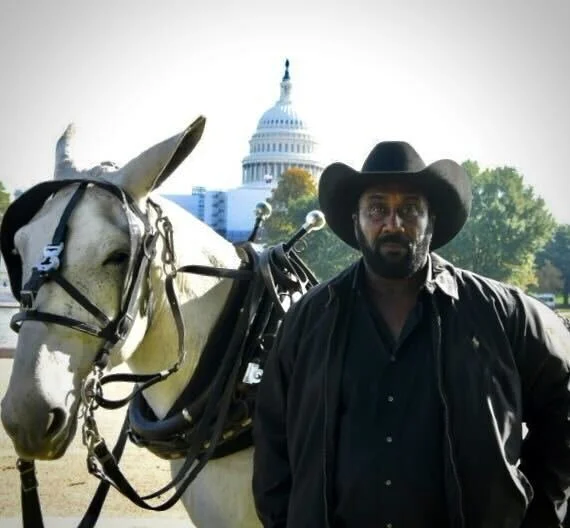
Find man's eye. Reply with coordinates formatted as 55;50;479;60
400;204;419;216
367;204;388;217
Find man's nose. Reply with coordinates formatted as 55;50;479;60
384;210;404;231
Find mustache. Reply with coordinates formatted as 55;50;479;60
374;233;412;250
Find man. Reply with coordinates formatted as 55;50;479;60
252;141;570;527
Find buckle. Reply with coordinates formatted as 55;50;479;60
16;459;38;492
36;243;64;272
20;290;35;310
115;313;133;339
242;362;263;384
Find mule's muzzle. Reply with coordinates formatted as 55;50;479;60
1;392;74;460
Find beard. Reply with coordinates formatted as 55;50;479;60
355;221;433;279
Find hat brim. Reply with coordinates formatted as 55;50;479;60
318;159;472;250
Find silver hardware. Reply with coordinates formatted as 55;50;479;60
182;408;193;424
243;362;264;384
302;210;326;232
81;367;102;409
20;290;35;310
115;313;133;339
36;243;64;272
223;429;235;440
255;201;272;221
81;367;103;455
284;209;326;252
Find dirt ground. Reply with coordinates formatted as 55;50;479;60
0;358;190;525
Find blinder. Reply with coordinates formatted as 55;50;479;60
0;179;156;352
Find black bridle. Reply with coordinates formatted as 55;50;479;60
3;179;320;528
8;180;161;359
2;179;185;527
4;180;185;413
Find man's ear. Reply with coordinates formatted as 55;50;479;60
352;211;358;229
352;211;359;239
427;213;436;236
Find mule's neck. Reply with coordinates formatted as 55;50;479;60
126;197;243;419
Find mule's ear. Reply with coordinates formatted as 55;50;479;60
117;116;206;199
54;123;80;180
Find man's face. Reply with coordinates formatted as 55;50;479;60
353;183;434;279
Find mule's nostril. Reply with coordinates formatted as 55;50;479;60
45;408;66;438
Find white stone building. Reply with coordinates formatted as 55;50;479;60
165;59;324;242
241;59;323;184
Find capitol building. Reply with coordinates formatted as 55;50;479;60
165;60;324;242
241;59;322;185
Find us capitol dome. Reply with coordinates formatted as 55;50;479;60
241;59;323;185
163;59;325;242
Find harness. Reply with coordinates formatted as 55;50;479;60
0;179;322;528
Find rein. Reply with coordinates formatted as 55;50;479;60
7;180;321;527
77;241;317;516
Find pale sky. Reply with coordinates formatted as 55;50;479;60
1;0;569;222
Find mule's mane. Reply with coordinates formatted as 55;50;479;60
147;192;241;287
118;190;242;418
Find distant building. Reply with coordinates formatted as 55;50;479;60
164;59;324;243
241;59;323;184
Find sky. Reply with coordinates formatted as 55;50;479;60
0;0;569;222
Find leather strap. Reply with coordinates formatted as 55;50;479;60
18;459;44;528
77;416;130;528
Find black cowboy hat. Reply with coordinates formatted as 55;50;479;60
318;141;472;250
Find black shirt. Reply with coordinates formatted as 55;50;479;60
333;270;448;528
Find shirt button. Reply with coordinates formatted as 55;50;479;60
387;395;394;402
385;479;392;486
386;436;393;443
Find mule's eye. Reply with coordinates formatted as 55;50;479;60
103;251;129;266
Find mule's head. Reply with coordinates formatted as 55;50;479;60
0;117;206;459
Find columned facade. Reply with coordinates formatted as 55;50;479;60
241;60;323;185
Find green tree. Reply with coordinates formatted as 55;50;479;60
268;168;317;210
438;162;556;289
535;260;564;294
279;195;359;280
263;169;359;280
537;225;570;305
0;181;10;218
263;168;314;248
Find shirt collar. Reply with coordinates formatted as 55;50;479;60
425;254;459;299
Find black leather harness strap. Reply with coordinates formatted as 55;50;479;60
81;258;260;510
7;178;322;527
19;182;89;309
9;181;154;349
7;180;169;528
77;416;130;528
11;310;110;338
17;414;132;528
17;459;44;528
94;242;316;508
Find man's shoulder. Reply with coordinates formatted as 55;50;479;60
432;253;521;308
289;262;358;314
